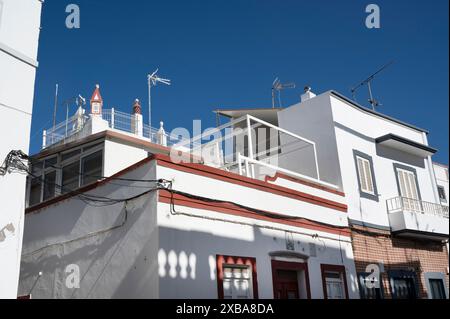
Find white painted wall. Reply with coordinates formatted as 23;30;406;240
157;202;359;299
0;0;42;299
277;91;447;234
434;163;449;206
330;94;441;230
18;158;359;299
277;93;343;188
19;161;160;298
103;138;148;177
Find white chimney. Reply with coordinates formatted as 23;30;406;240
301;86;316;102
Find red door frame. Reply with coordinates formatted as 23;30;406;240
320;264;349;299
216;255;259;299
271;259;311;299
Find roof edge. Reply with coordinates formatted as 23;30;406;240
328;90;429;134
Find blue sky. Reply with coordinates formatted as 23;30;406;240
30;0;449;163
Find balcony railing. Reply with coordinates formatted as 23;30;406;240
387;196;449;219
43;108;183;149
175;114;339;190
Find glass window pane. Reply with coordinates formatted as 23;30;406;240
83;142;103;152
31;161;43;175
81;151;103;186
43;171;56;201
61;149;81;162
44;156;57;169
62;161;80;193
430;279;446;299
29;177;42;206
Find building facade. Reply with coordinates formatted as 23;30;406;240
277;89;449;299
0;0;43;298
18;86;359;299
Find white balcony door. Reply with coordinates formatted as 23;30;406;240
397;168;421;212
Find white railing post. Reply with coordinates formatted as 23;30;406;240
237;152;243;176
111;108;115;129
245;158;250;178
42;130;47;149
246;115;255;178
313;145;321;180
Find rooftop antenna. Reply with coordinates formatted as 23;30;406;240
147;69;171;134
350;60;394;112
51;84;59;144
271;77;296;108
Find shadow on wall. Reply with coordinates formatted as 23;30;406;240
18;193;157;299
19;204;355;299
376;145;426;169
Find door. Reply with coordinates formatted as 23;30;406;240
273;269;299;299
396;168;421;212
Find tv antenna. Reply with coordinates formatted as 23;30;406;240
350;60;394;112
147;68;171;132
272;77;296;108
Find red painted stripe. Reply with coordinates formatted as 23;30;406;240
155;154;347;212
159;190;351;237
264;172;345;197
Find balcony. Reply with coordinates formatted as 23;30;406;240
176;114;339;190
386;197;449;240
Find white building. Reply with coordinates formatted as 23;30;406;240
0;0;43;298
274;88;449;299
18;85;359;299
434;163;449;208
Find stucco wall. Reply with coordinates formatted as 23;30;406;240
19;161;159;298
0;0;42;298
276;93;342;189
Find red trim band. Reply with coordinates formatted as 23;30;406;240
265;172;345;197
155;154;347;213
159;190;351;237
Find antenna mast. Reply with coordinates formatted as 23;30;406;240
271;78;296;108
147;69;171;137
52;84;59;143
350;60;394;111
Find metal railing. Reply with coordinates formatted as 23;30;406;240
43;113;89;147
175;114;339;189
387;196;449;219
43;109;183;149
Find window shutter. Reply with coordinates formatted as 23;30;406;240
357;158;367;191
363;160;374;193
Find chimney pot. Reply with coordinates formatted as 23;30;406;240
133;98;142;115
301;86;316;102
